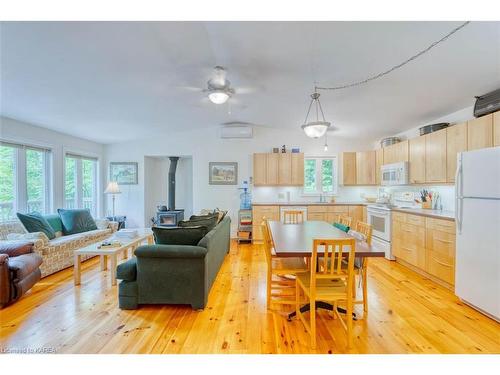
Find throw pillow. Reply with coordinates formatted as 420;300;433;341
43;213;63;233
178;216;218;232
152;226;208;246
16;212;56;240
57;208;98;235
189;213;219;222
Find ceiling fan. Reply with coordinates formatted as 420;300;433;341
204;66;234;104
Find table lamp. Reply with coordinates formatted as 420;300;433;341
104;181;121;220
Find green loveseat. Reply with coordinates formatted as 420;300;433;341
116;216;231;310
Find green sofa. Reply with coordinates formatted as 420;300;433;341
116;216;231;310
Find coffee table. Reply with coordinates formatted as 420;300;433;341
73;228;154;286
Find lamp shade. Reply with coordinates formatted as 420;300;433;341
301;121;331;138
104;181;121;194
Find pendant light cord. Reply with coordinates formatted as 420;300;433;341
315;21;470;91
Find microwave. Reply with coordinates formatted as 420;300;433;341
381;162;409;186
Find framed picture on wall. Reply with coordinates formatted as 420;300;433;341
110;162;138;185
209;162;238;185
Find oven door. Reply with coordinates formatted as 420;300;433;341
367;208;391;242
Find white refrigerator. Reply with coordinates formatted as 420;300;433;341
455;146;500;321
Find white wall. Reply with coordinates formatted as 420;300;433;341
0;116;106;216
105;126;376;234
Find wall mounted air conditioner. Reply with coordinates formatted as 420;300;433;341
219;125;253;139
474;88;500;117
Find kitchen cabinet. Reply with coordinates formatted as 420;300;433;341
425;129;447;183
446;122;467;183
278;153;292;185
425;218;456;285
375;148;384;185
253;153;267;186
266;153;279;185
252;205;280;242
392;212;456;287
494;111;500;147
253;153;304;186
467;114;493;150
356;151;376;185
342;152;357;185
307;205;349;223
409;136;426;183
392;213;426;269
383;140;409;165
291;153;304;185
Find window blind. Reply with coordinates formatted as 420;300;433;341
0;140;52;153
65;152;98;161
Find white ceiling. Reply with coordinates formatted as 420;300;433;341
1;21;499;144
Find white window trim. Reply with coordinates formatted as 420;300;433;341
0;140;52;217
302;155;339;196
64;152;99;217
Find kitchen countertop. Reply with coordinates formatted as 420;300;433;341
251;201;368;206
391;207;455;221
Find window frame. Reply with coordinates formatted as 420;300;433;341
64;152;99;217
303;155;339;196
0;141;52;220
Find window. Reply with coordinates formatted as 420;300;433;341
303;156;338;195
65;154;98;216
0;142;51;221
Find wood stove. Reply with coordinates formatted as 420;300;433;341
156;210;184;227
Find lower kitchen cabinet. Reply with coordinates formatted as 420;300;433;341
252;205;279;242
392;212;456;287
348;205;364;229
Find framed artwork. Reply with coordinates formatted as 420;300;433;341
209;162;238;185
110;162;138;185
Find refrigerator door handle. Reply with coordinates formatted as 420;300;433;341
455;153;463;234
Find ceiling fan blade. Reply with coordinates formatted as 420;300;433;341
234;87;257;95
176;85;204;92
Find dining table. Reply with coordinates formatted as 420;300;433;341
267;220;386;320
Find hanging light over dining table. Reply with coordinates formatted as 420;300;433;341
301;92;331;138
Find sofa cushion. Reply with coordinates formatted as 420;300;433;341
49;229;110;247
189;213;219;222
152;226;208;246
8;253;43;279
17;212;56;240
43;214;63;233
57;208;98;235
178;216;217;232
0;240;33;257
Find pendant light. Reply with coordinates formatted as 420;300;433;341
301;92;331;138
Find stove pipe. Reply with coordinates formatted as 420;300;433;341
168;157;179;210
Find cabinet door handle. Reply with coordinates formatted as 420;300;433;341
432;257;453;268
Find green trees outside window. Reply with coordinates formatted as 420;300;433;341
303;157;337;195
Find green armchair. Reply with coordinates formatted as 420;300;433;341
117;216;231;310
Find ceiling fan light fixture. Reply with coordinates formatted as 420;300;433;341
301;121;331;138
208;89;230;104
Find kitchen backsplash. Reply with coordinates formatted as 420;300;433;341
253;185;455;211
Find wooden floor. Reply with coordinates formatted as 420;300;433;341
1;241;499;354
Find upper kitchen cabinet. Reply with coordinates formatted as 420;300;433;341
342;152;357;185
291;152;304;185
253;153;267;186
253;152;304;186
278;153;292;185
409;136;426;184
467;114;493;150
425;129;447;183
266;153;279;185
356;151;376;185
494;111;500;147
383;140;409;164
375;148;384;185
446;122;467;183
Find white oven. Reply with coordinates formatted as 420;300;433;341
381;162;409;186
367;205;394;260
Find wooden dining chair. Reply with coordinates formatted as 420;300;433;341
261;220;307;308
338;216;353;227
353;221;372;313
283;210;304;224
295;238;356;349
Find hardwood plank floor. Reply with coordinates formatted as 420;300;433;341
1;241;499;354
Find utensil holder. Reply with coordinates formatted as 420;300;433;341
422;201;432;209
